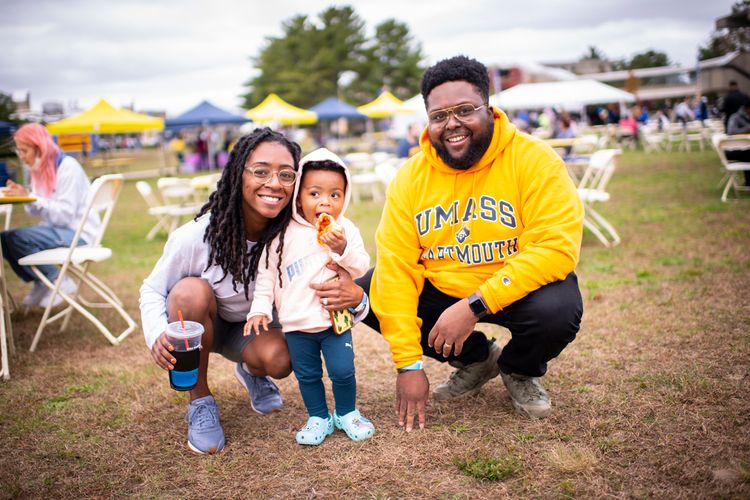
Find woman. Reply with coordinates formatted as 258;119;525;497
139;128;366;455
1;123;100;308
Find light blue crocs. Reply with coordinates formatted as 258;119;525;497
334;409;375;442
295;414;334;446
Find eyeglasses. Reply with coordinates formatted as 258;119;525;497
428;103;487;126
245;166;297;186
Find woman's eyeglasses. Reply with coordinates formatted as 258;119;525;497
428;103;487;126
245;166;297;186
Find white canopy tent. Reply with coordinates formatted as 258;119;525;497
490;79;635;111
390;94;427;139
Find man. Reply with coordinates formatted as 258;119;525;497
721;81;749;131
357;55;584;431
726;100;750;186
727;100;750;135
397;123;421;158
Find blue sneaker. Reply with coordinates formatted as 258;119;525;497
234;362;283;415
186;395;225;454
334;409;375;442
296;414;334;446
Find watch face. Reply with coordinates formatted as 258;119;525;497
469;295;487;316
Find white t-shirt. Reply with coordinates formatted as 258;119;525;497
139;215;258;348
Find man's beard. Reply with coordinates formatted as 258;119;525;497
432;124;493;170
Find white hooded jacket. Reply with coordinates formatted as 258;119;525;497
247;148;370;333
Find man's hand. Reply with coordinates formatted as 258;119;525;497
427;299;478;357
150;332;176;371
395;369;429;431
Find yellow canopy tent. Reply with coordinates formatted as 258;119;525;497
246;94;317;125
356;91;409;118
47;99;164;135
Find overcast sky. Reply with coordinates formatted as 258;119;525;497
0;0;737;116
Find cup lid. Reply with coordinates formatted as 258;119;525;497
166;320;204;339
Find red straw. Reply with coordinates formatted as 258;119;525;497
177;310;189;350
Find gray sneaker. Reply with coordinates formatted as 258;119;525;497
500;372;551;418
432;338;501;401
23;281;48;307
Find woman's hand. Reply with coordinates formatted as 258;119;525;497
310;262;363;311
150;332;176;371
4;180;28;197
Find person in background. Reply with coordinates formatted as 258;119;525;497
553;113;576;139
168;132;186;168
674;98;695;125
696;96;709;123
618;111;639;148
1;123;100;308
636;104;650;125
397;123;421;158
726;100;750;186
246;148;374;446
721;81;750;132
140;128;367;454
354;55;584;431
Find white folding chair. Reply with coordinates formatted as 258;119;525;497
639;125;665;153
0;204;18;316
665;123;686;152
0;205;11;231
684;121;706;152
345;153;384;203
577;149;622;247
18;174;137;351
715;136;750;202
711;133;729;188
157;176;198;205
374;158;401;189
135;181;202;240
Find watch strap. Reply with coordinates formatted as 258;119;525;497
397;360;424;372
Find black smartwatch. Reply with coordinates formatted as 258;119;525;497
467;292;489;319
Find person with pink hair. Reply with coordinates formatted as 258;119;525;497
1;123;101;308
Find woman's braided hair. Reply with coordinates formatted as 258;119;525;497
195;127;301;298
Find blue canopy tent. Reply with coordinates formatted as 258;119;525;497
165;100;249;129
309;97;366;141
0;121;14;136
310;97;366;120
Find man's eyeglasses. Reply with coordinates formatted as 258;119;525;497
245;166;298;186
428;103;487;125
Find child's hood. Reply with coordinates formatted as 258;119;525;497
292;147;352;226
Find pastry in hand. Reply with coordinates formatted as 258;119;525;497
316;213;341;245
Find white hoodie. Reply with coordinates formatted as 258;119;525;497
247;148;370;333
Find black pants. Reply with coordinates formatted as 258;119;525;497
356;270;583;377
725;150;750;186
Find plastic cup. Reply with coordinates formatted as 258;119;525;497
165;320;203;391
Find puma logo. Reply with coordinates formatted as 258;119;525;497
345;343;352;349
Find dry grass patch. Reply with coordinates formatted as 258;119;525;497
1;149;749;498
544;443;598;474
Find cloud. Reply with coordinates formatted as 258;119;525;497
0;0;737;115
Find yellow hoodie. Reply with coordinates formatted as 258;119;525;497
371;108;584;368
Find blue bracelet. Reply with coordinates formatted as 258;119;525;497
349;293;368;316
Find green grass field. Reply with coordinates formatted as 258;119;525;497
0;148;748;498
